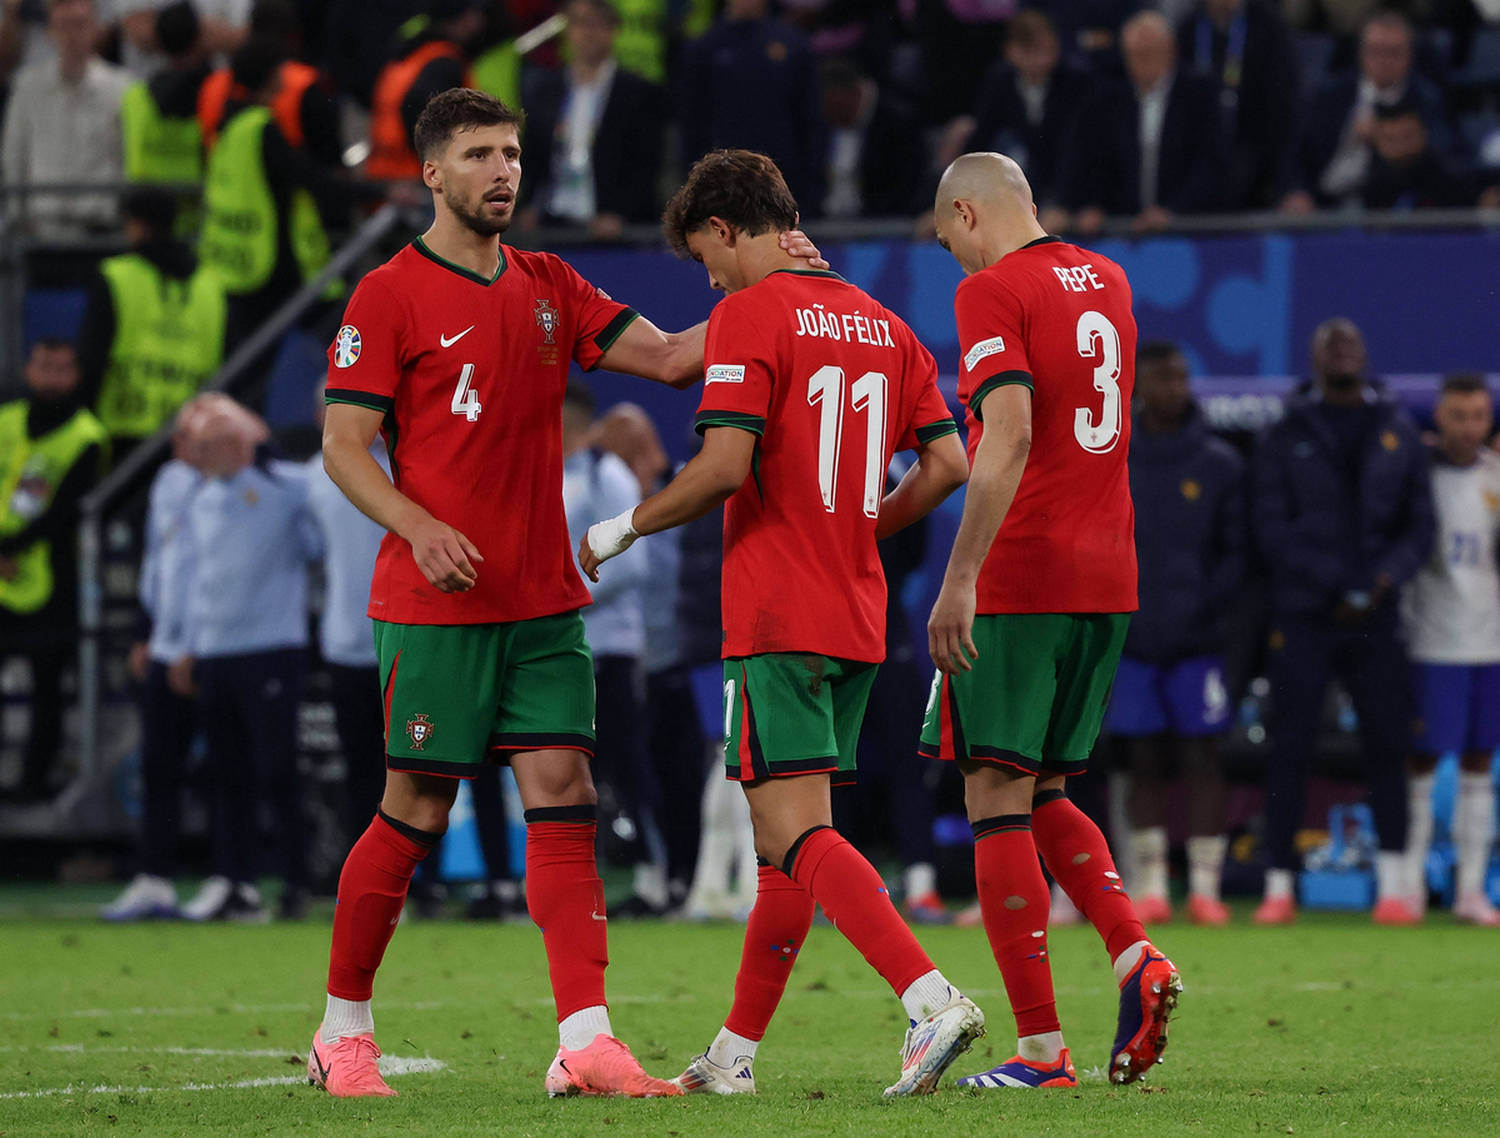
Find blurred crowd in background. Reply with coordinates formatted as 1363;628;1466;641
6;0;1500;244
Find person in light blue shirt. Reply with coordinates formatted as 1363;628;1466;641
174;396;322;923
102;424;205;923
559;381;666;915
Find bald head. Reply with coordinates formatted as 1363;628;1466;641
1122;10;1175;90
936;152;1035;216
933;152;1045;274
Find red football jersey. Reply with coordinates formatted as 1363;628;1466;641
696;269;957;662
325;238;635;625
954;237;1138;614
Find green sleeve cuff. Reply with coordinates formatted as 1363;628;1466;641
694;410;766;437
970;371;1033;421
914;418;959;444
325;388;394;414
587;308;641;367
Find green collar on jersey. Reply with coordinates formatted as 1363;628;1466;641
412;235;508;286
767;267;846;282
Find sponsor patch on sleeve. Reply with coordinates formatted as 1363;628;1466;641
963;335;1006;373
333;325;361;368
705;364;746;385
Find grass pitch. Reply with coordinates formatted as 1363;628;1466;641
0;893;1494;1137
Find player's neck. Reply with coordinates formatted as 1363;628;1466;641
984;220;1049;269
735;236;812;290
421;216;503;280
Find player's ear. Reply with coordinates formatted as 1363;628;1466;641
709;216;735;247
422;159;442;193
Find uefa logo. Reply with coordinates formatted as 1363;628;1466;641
333;324;362;368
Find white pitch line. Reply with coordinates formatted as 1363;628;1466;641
0;1045;302;1057
0;999;449;1023
0;1055;445;1100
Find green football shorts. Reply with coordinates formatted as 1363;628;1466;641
918;613;1129;776
374;611;595;777
723;653;879;786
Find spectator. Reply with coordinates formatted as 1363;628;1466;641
908;0;1012;126
120;1;208;190
560;381;665;915
596;401;704;910
77;186;227;461
1064;10;1227;234
1400;373;1500;927
1177;0;1299;209
198;0;344;169
0;0;51;90
116;0;249;75
1362;97;1490;209
1;0;130;238
1049;0;1144;73
364;2;484;183
1284;10;1451;212
936;9;1093;229
0;339;108;804
99;408;204;920
680;0;824;213
1250;317;1434;927
1102;341;1245;927
522;0;666;237
817;54;922;219
199;40;377;352
175;396;321;922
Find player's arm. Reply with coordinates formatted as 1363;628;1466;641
929;383;1032;674
875;432;969;540
596;315;708;390
578;425;755;581
322;402;484;593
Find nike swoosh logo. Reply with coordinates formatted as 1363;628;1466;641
590;910;608;921
440;326;475;348
312;1045;332;1084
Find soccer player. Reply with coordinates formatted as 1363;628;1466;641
582;149;981;1097
921;152;1180;1090
1401;373;1500;927
307;89;823;1100
1102;341;1245;927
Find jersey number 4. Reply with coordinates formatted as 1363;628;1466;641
808;365;888;518
451;363;482;422
1074;311;1122;454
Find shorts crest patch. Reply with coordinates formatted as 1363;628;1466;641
406;713;435;750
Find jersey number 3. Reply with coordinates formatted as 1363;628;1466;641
808;365;888;518
1074;311;1122;454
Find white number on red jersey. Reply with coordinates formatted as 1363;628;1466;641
451;363;482;422
807;365;890;518
1073;310;1122;453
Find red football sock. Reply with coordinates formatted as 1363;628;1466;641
725;862;816;1042
327;810;437;1001
1032;791;1147;962
525;810;609;1022
972;816;1059;1037
785;826;935;997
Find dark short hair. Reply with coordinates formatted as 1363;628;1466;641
412;87;526;162
249;0;299;41
1007;8;1057;50
155;0;199;57
121;186;178;234
1137;339;1184;367
564;378;596;414
566;0;621;28
230;38;284;93
1441;371;1491;398
662;149;798;258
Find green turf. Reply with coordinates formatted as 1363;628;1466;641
1;898;1494;1137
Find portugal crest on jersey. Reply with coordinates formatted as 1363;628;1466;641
333;324;361;368
534;298;558;345
405;713;434;750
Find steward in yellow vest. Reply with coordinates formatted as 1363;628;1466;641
0;340;108;802
120;1;208;186
78;188;226;458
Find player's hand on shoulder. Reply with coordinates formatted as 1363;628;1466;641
928;582;979;675
405;515;483;593
779;229;829;270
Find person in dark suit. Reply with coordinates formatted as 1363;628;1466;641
937;9;1094;228
1177;0;1300;209
521;0;665;238
1362;97;1487;210
679;0;823;214
1064;10;1228;234
817;55;924;219
1282;10;1453;212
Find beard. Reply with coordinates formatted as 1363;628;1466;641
450;189;513;237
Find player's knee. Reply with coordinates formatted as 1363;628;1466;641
514;751;598;809
381;770;459;834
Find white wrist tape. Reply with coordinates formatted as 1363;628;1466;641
586;507;640;564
